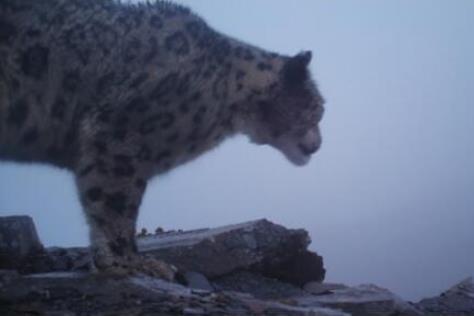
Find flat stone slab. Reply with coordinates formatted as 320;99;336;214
295;284;422;316
213;271;308;300
304;282;349;295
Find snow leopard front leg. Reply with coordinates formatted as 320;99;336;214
74;133;175;280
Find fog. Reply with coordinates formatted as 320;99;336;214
1;0;473;301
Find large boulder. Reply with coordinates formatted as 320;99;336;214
0;216;44;271
0;215;90;273
138;219;326;285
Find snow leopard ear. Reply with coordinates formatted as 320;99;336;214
283;51;312;85
295;50;312;67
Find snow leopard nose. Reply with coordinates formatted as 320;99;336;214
298;128;321;155
298;143;320;155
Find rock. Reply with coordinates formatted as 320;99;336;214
1;218;325;288
1;246;91;275
304;282;348;295
42;247;90;271
256;250;325;286
8;215;474;316
1;218;326;287
138;219;325;285
295;284;422;316
213;271;307;299
0;216;44;271
182;271;214;292
8;215;465;315
417;277;474;315
0;272;348;316
0;270;20;288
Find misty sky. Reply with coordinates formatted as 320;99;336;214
1;0;473;301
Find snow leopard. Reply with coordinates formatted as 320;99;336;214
0;0;325;279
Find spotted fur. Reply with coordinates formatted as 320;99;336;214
0;0;324;277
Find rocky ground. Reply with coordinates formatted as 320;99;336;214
0;215;473;315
